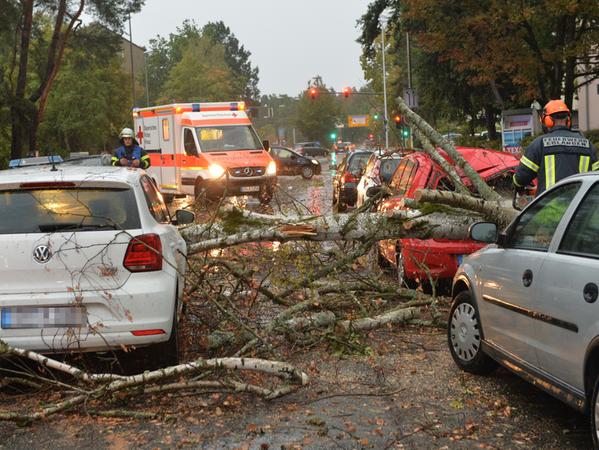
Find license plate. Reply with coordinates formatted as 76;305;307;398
1;306;86;329
240;186;260;193
456;254;464;265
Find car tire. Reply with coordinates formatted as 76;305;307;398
334;200;347;213
127;300;180;372
301;166;314;179
447;291;497;375
396;247;418;289
590;375;599;449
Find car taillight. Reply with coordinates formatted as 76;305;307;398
342;172;359;183
123;234;162;272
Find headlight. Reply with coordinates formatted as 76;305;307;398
311;159;318;165
266;161;277;175
208;164;225;178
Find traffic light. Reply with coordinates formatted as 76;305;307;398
330;132;337;140
373;114;379;120
309;88;317;100
342;87;351;98
394;115;402;128
368;133;374;140
402;127;410;138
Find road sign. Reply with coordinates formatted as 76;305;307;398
348;115;370;128
403;88;419;109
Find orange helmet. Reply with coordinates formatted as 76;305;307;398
542;100;571;128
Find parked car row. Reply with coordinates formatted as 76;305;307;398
332;146;520;292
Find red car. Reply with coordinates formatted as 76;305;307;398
377;147;519;291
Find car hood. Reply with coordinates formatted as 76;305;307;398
202;150;273;168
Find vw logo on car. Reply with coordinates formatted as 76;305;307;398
33;245;52;264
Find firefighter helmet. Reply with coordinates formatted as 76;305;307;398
541;100;571;128
119;128;135;139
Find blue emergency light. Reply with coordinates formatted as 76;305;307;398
192;103;201;112
8;155;64;169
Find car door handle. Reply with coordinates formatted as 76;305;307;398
522;269;533;287
584;283;598;303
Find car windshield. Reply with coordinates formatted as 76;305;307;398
0;188;140;234
196;125;262;152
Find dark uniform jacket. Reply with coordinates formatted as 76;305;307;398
513;126;599;196
111;140;151;170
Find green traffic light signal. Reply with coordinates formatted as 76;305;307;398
373;114;379;120
330;132;337;140
402;128;410;138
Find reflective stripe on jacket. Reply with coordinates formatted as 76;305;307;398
513;126;598;196
112;145;151;169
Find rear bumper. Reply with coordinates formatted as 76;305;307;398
0;273;177;353
339;183;358;205
401;238;485;280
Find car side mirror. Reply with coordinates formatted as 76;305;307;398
262;140;270;151
469;222;498;243
173;209;195;225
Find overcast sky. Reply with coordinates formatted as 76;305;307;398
129;0;372;96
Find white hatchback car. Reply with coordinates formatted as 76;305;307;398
449;172;599;446
0;165;193;367
355;153;402;208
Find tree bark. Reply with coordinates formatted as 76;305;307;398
10;0;33;159
184;209;482;254
394;96;502;202
412;128;469;195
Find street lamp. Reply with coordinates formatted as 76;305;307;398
380;8;392;150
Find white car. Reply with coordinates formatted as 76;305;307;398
355;153;402;208
0;165;193;367
449;172;599;446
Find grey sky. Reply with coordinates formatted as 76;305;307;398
130;0;371;96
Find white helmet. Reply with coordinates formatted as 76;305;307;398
119;128;134;139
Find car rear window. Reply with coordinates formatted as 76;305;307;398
0;188;141;234
390;159;418;195
379;159;401;183
348;153;371;174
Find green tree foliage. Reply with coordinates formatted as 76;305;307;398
360;0;599;115
1;0;144;160
161;37;236;102
295;76;341;146
146;20;260;104
37;24;131;155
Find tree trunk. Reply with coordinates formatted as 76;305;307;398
394;96;502;202
485;106;498;140
10;0;33;160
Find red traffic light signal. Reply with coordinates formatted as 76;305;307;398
309;88;317;100
342;87;351;98
368;133;374;140
394;115;402;128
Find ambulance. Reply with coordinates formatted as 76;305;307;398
132;101;277;203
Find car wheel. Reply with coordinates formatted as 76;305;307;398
396;248;418;289
334;200;347;213
127;300;180;372
447;291;497;374
591;375;599;448
301;166;314;179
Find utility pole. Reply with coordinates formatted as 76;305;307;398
381;18;389;150
128;13;136;107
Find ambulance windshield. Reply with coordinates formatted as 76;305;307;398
196;125;263;152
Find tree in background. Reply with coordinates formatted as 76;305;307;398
161;37;236;103
295;76;341;147
146;20;260;105
1;0;144;160
37;24;131;155
253;94;299;145
359;0;599;135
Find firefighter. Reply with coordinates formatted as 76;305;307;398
513;99;599;197
112;128;151;169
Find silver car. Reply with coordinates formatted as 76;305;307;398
448;172;599;447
